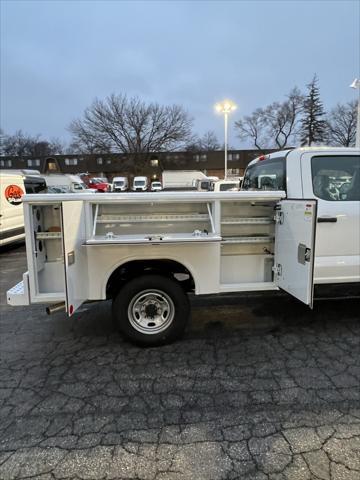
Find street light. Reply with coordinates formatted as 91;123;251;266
350;78;360;148
215;99;237;179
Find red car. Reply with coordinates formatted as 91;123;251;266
87;177;110;193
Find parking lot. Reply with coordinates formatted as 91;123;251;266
0;244;359;480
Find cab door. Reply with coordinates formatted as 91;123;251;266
300;151;360;283
61;201;88;315
274;199;317;307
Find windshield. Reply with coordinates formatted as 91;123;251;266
152;182;161;187
24;178;47;193
242;157;286;191
134;180;145;186
73;182;86;190
114;181;124;186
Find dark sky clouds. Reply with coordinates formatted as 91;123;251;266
1;0;359;147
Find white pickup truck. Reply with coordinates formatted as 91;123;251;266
7;147;359;346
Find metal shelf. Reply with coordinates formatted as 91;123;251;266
85;233;222;245
96;214;210;223
36;232;62;240
221;235;274;244
221;216;274;225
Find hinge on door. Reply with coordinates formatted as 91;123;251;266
272;263;282;276
274;211;284;224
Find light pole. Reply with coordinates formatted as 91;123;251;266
215;100;237;179
350;78;360;148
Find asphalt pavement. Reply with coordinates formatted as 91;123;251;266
0;244;359;480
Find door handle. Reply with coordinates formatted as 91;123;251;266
317;217;337;223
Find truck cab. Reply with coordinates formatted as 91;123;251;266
242;147;360;284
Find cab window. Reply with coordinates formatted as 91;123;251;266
242;157;286;191
311;155;360;201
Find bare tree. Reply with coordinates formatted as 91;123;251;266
235;88;303;150
264;87;304;148
234;108;268;151
186;130;220;152
2;130;39;156
68;94;193;166
1;130;65;156
326;100;357;147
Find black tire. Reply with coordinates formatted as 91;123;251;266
112;274;190;346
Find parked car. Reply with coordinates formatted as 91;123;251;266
150;181;163;192
88;178;110;193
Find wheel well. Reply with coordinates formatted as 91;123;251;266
106;259;195;298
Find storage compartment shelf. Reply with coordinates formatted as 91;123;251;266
96;213;209;223
36;232;62;240
222;235;274;244
221;216;273;225
86;233;222;245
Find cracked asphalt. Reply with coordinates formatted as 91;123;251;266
0;244;359;480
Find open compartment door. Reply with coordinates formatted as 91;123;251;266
62;201;88;316
274;199;317;307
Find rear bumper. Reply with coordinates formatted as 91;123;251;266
7;272;30;306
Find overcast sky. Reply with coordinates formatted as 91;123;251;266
1;0;359;147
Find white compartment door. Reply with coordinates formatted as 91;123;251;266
274;199;317;307
62;201;88;316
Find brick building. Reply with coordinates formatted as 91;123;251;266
0;149;277;181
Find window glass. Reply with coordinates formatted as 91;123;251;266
242;157;286;191
73;183;85;190
311;155;360;201
219;183;238;191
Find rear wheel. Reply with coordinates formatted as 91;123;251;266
112;275;190;346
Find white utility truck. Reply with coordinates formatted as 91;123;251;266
43;174;95;193
6;148;360;346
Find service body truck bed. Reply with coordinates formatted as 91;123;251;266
7;147;360;346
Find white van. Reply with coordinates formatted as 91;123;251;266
0;172;46;246
112;177;129;192
132;176;148;192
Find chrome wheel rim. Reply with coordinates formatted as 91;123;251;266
128;289;175;335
